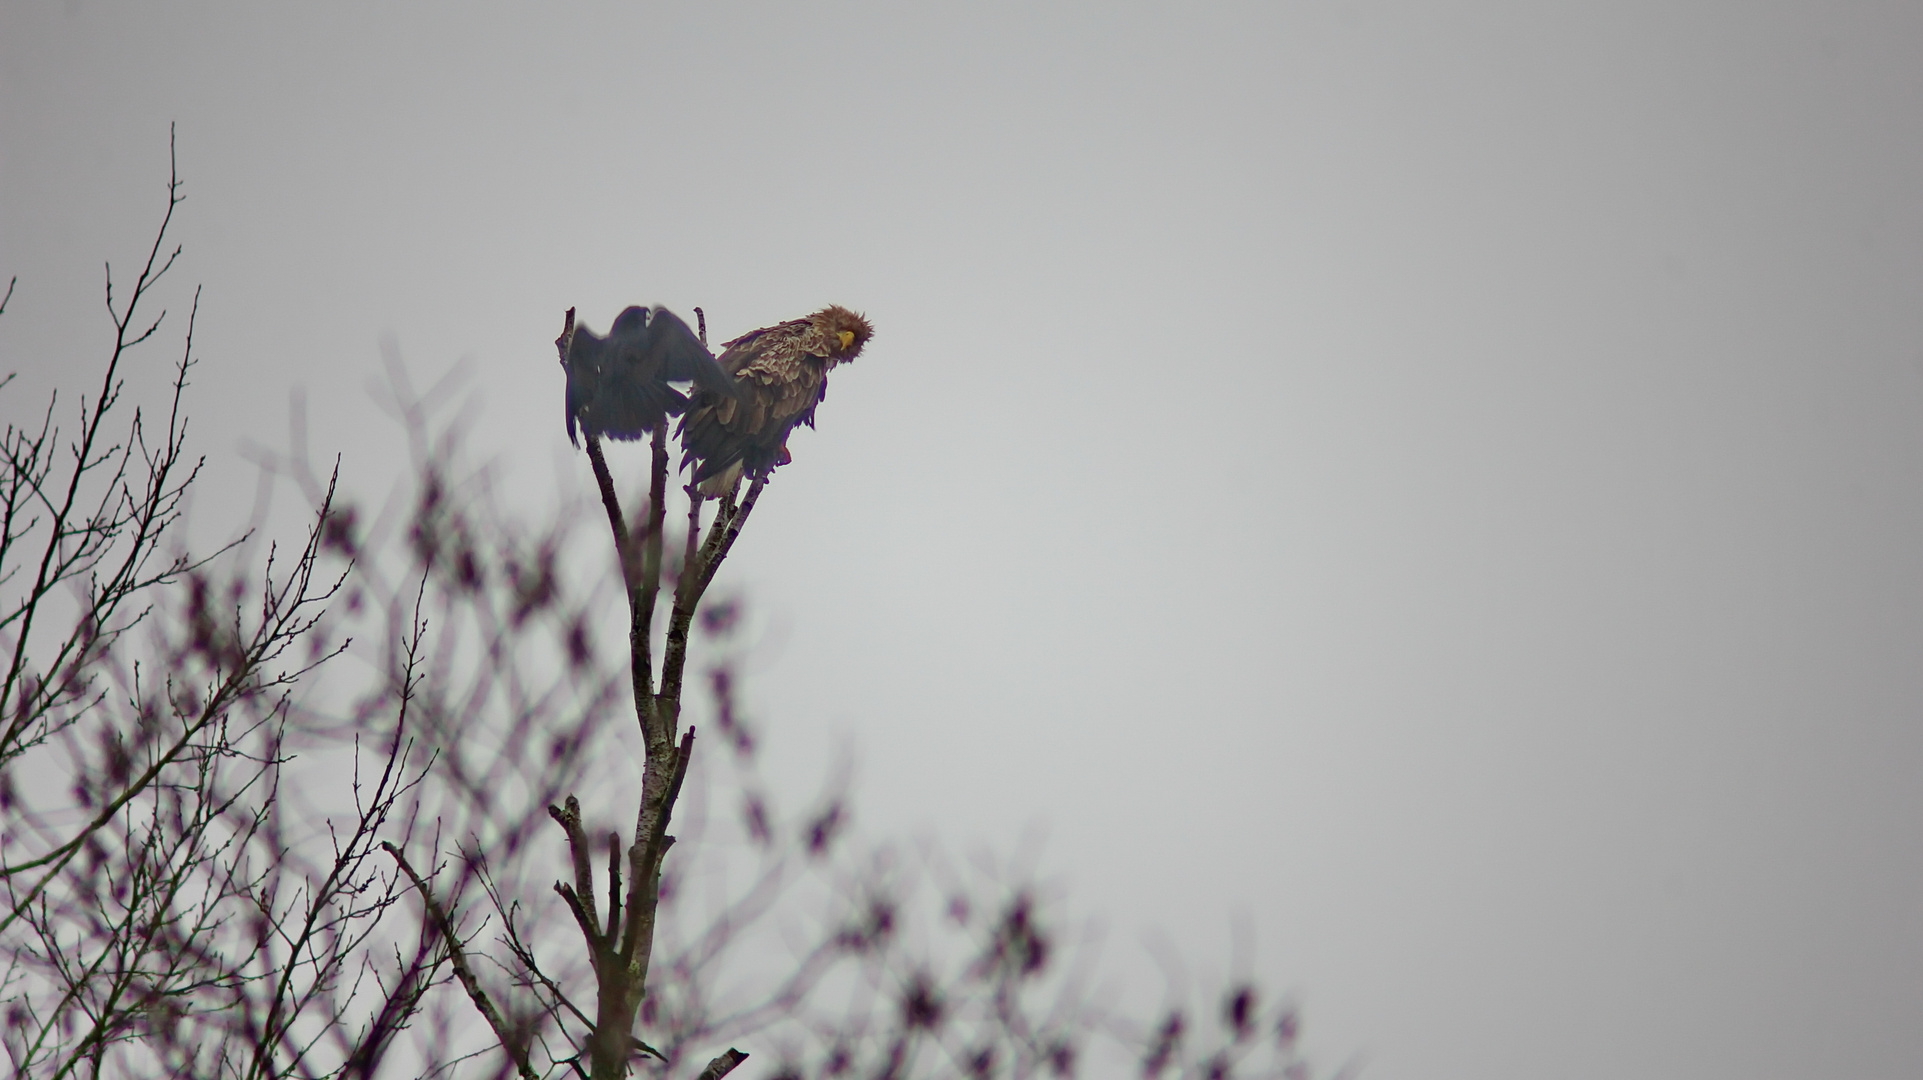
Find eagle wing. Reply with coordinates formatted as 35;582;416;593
679;319;830;482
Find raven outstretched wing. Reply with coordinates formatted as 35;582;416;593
562;305;737;446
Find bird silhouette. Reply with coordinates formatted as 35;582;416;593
561;306;738;446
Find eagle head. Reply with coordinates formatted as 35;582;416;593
810;306;874;363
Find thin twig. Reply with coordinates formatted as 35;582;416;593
636;424;669;731
660;478;764;706
697;477;765;596
677;487;705;608
383;842;539;1080
581;437;634;589
547;795;600;941
553;882;600;968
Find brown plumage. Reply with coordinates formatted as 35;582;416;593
678;306;873;493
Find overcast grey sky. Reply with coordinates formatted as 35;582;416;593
6;3;1923;1077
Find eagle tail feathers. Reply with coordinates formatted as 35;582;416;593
694;461;744;498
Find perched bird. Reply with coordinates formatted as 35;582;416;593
678;306;873;494
560;305;738;446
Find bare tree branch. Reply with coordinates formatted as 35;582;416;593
695;1047;747;1079
384;842;536;1080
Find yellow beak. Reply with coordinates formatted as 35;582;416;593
836;330;856;350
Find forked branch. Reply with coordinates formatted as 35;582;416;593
528;305;778;1078
384;842;538;1080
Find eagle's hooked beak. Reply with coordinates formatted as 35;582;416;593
836;330;856;350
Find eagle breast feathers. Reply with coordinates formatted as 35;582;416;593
678;306;872;486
